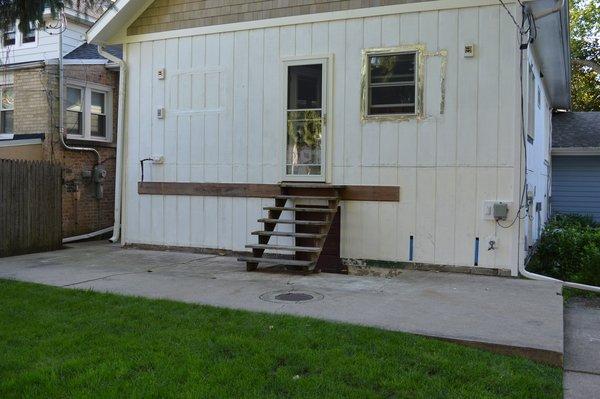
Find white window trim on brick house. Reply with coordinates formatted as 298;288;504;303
65;79;113;143
0;85;14;133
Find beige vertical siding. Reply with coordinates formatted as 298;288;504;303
127;0;431;35
122;4;528;274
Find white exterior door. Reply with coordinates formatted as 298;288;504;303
283;58;328;182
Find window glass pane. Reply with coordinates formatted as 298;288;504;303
287;64;322;109
90;114;106;138
91;91;105;114
1;110;13;132
2;87;14;110
22;23;36;43
369;53;415;84
286;110;322;176
369;86;415;115
3;23;15;46
367;52;417;116
66;111;82;136
66;87;82;112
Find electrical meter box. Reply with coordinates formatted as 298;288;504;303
493;202;509;220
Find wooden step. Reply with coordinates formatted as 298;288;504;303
246;244;321;253
258;218;328;225
264;206;337;213
275;195;339;201
251;230;326;238
237;256;315;267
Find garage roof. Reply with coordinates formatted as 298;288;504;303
553;112;600;148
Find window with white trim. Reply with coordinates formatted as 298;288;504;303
66;82;113;142
2;23;16;47
21;22;36;45
362;49;420;120
0;86;14;133
2;20;37;48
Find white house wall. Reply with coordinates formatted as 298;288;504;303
0;23;87;65
122;4;523;273
521;48;553;252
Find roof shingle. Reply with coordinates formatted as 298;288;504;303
64;43;123;60
552;112;600;148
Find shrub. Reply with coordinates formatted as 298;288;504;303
528;214;600;286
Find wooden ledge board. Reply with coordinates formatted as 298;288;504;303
138;182;399;202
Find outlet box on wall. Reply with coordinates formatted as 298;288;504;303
482;201;512;221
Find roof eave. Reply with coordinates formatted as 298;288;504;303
87;0;152;44
528;0;571;109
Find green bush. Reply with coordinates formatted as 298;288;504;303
528;214;600;286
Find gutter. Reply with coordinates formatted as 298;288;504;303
552;147;600;156
0;60;45;71
97;44;127;244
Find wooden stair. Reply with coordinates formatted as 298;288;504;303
238;184;341;273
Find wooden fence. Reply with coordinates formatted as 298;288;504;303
0;159;62;257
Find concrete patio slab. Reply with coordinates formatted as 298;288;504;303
0;241;563;365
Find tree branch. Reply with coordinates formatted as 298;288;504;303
573;58;600;74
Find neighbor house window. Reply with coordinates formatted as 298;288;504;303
362;47;422;120
0;86;14;133
527;65;536;142
90;91;107;138
21;22;36;44
2;23;16;47
66;87;83;136
66;82;112;142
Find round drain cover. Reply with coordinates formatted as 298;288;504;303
275;292;314;302
260;290;324;303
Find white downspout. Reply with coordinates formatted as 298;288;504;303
63;226;113;243
519;262;600;293
97;44;126;244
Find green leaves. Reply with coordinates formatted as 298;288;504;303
528;214;600;286
0;1;110;34
570;0;600;111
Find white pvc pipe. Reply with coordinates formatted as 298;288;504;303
97;45;126;244
519;261;600;293
63;226;114;244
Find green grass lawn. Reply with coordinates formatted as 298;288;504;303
0;279;561;398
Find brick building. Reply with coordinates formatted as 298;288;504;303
0;10;120;238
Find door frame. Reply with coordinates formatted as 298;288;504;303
280;54;333;183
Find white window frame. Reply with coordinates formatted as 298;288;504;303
19;21;38;47
0;85;14;133
65;80;113;143
280;55;333;183
361;45;425;122
1;20;38;49
527;65;536;142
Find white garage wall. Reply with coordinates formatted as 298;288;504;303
122;4;523;273
521;48;553;254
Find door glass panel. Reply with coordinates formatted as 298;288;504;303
286;64;323;177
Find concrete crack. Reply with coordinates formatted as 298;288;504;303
564;368;600;377
146;255;219;272
62;272;136;287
